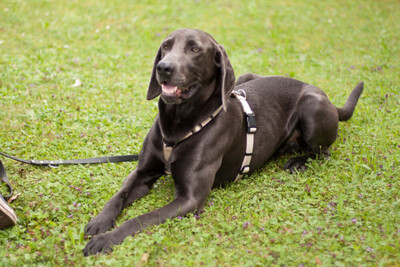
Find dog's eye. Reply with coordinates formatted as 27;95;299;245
191;47;200;53
161;42;170;50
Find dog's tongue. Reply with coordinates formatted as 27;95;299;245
162;83;181;96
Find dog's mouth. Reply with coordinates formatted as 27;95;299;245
161;82;198;100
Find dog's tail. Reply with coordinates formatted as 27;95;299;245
336;82;364;121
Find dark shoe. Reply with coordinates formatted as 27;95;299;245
0;194;17;229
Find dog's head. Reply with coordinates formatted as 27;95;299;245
147;29;235;109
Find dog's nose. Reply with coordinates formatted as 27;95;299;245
156;61;175;76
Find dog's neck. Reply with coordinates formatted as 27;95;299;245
158;85;222;145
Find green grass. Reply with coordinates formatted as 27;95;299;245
1;0;399;265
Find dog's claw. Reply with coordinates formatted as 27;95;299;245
83;234;114;256
284;156;309;173
84;217;116;236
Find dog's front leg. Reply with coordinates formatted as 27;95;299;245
84;172;161;236
84;168;161;236
83;196;203;255
83;162;218;256
84;124;165;237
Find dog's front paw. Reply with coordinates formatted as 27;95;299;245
84;216;116;236
83;234;114;256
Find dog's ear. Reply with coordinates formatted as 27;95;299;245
147;47;162;100
214;45;235;110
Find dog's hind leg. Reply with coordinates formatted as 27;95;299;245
284;88;338;173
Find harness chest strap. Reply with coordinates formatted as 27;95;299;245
232;89;257;182
162;89;257;182
163;105;224;173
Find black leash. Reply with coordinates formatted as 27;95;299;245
0;151;139;201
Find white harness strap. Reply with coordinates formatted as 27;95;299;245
163;105;224;174
232;89;257;182
162;90;256;182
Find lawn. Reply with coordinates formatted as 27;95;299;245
1;0;399;265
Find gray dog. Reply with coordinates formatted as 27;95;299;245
83;29;363;255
